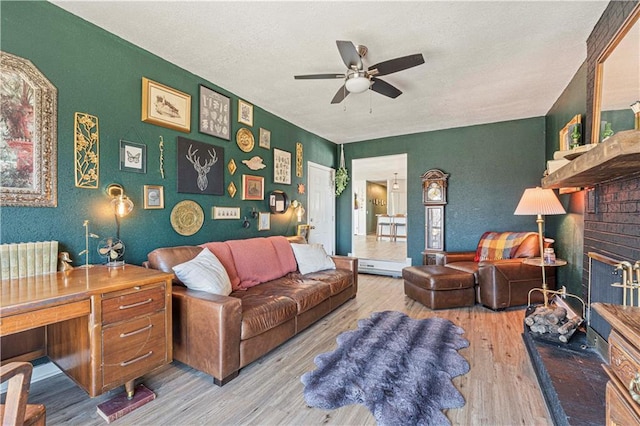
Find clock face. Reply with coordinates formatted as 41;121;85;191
427;183;442;201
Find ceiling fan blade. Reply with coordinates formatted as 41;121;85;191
331;84;350;104
370;77;402;99
368;53;425;76
336;40;362;70
294;73;345;80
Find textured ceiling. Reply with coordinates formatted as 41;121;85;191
52;1;609;145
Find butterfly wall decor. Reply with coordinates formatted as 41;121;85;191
119;139;147;173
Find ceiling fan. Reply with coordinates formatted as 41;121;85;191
294;40;425;104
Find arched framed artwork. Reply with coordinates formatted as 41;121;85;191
0;51;57;207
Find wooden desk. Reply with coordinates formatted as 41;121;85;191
1;265;174;398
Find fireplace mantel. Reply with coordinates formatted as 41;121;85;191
542;129;640;189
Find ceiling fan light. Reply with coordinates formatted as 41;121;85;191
345;75;370;93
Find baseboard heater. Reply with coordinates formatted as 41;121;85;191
356;257;411;278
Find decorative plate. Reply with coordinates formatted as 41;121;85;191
236;128;255;153
170;200;204;236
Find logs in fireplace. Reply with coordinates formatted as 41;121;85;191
525;304;583;343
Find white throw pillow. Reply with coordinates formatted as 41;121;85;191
172;248;232;296
291;243;336;275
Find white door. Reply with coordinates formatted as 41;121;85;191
307;162;335;255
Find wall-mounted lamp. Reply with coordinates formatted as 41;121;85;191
631;100;640;130
106;184;134;240
250;207;259;219
392;173;400;191
291;200;305;222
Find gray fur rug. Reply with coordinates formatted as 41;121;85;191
301;311;470;425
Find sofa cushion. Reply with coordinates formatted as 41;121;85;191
290;243;336;275
226;237;297;290
200;241;241;290
172;248;232;296
474;231;537;262
302;269;353;295
230;292;297;340
246;277;332;314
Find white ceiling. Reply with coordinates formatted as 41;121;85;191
52;1;609;146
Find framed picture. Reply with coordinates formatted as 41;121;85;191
143;185;164;209
212;206;240;219
238;99;253;126
273;148;292;184
120;140;146;173
242;174;264;200
199;85;230;140
258;212;271;230
177;137;224;195
0;51;57;207
259;128;271;149
558;114;581;151
141;77;191;133
297;224;311;241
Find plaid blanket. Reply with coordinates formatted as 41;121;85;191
474;231;537;262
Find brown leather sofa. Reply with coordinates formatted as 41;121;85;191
146;236;357;386
435;232;556;310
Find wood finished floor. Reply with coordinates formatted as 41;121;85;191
352;234;407;261
28;274;550;425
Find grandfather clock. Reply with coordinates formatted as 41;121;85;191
421;169;449;265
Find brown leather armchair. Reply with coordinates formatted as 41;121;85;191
436;233;556;310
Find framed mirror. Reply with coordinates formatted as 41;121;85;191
592;4;640;143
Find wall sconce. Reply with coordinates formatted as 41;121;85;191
250;207;259;219
291;200;305;222
392;172;400;191
631;100;640;130
106;184;134;239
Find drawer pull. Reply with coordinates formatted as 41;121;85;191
119;298;153;310
630;373;640;404
120;324;153;338
120;351;153;367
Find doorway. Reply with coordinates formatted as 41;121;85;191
351;154;410;276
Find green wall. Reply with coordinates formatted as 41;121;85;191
337;117;547;264
545;62;587;302
0;1;335;265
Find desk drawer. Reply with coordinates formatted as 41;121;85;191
102;336;166;387
102;311;166;359
609;331;640;394
607;381;640;425
102;284;165;325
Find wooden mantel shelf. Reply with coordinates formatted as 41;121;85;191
542;129;640;189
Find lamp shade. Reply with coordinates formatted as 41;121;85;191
514;187;565;216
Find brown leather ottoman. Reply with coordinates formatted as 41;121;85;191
402;265;475;310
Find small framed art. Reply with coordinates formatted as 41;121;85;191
258;212;271;230
212;206;241;219
238;99;253;126
199;85;230;140
297;224;311;241
143;185;164;209
242;174;264;200
120;140;146;173
141;77;191;133
273;148;291;184
259;128;271;149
